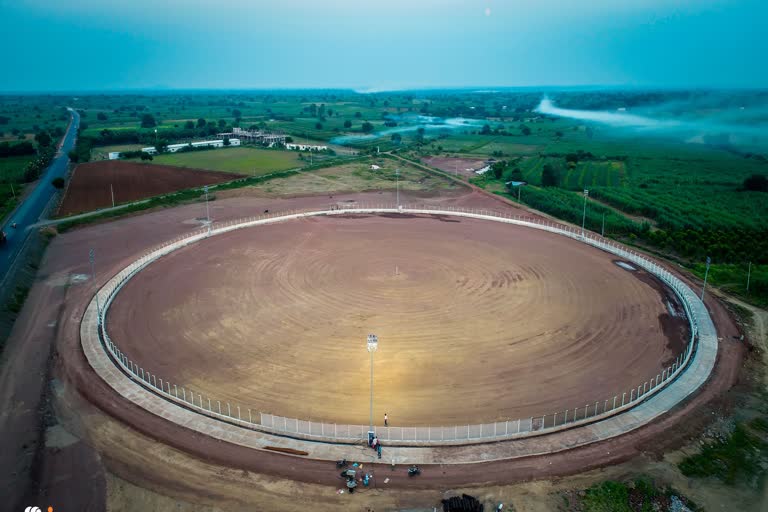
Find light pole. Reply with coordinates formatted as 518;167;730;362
204;185;211;234
581;189;589;237
701;256;711;301
367;334;378;440
89;248;101;324
395;169;400;207
601;212;605;237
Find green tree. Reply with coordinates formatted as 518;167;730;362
391;133;402;144
97;112;108;121
184;120;195;129
315;122;323;130
35;131;52;147
743;174;768;192
51;177;65;189
361;121;374;133
196;118;207;128
344;120;352;128
140;114;157;128
490;160;508;179
232;109;242;119
541;164;560;187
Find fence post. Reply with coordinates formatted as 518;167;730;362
218;400;221;414
208;398;212;411
174;385;178;398
622;392;626;406
227;403;231;417
249;409;252;423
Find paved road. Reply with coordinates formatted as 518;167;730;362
0;109;79;284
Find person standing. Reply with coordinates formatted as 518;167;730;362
384;413;388;426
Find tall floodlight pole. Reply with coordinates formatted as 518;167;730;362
701;256;711;301
581;189;589;237
204;185;211;234
367;334;378;438
395;169;400;207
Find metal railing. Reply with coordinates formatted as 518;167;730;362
91;204;710;445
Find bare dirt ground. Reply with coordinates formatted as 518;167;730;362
57;160;242;216
0;185;748;511
422;156;488;178
108;214;686;426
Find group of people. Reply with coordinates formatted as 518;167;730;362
369;435;382;458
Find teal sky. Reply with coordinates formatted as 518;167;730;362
0;0;765;92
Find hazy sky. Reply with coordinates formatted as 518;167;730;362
0;0;765;91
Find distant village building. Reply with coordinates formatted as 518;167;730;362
475;165;491;175
285;143;328;151
370;164;381;170
108;152;121;160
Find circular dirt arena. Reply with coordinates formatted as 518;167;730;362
107;213;688;427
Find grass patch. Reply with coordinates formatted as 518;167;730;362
5;285;30;314
579;478;701;512
148;147;303;175
678;422;768;487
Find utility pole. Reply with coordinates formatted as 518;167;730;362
10;183;15;199
396;168;400;207
701;256;711;301
204;185;211;234
746;261;752;293
110;184;115;208
581;189;589;237
518;184;522;202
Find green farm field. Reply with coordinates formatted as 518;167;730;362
148;147;303;176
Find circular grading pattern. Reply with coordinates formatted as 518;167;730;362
106;212;687;427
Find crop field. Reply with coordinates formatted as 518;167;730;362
58;160;242;216
147;147;303;176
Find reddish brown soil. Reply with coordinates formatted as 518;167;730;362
422;156;488;177
108;214;686;426
0;189;746;510
58;160;242;216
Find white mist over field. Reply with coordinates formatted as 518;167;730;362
535;97;768;147
331;115;485;145
535;98;673;128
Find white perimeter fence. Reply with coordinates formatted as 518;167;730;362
92;204;714;445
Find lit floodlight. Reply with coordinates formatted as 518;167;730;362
367;334;378;352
